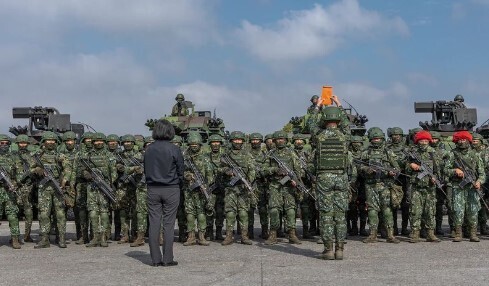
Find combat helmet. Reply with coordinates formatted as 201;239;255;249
175;93;185;102
351;135;364;143
249;133;263;142
387;127;403;137
41;131;59;143
171;135;183;144
310;95;319;103
273;131;288;140
320;106;342;123
292;133;306;142
92;132;106;142
187;132;203;145
62;131;77;142
81;132;94;142
208;134;223;143
144;136;154;145
430;131;441;140
368;127;385;140
120;134;135;143
454;94;464;102
472;133;484;141
0;134;11;143
264;134;273;141
229;131;246;141
106;134;120;142
15;134;30;144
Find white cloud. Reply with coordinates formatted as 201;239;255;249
407;72;439;87
0;0;216;45
236;0;409;61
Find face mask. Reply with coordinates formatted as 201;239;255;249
94;143;104;150
189;145;200;153
275;141;286;149
370;140;382;148
430;141;439;148
124;143;134;151
45;143;56;150
84;140;93;149
251;142;261;149
232;142;243;150
0;145;9;154
294;142;304;150
457;141;470;149
351;143;362;152
418;143;429;151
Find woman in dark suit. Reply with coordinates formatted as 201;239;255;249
144;119;184;267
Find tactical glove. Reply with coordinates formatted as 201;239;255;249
134;166;144;175
33;166;44;176
83;170;93;181
116;163;125;173
184;172;194;181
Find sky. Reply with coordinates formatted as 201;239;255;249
1;0;489;137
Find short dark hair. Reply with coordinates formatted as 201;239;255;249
152;119;175;141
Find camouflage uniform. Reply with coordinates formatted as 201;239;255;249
171;94;189;116
106;133;120;241
312;107;356;260
74;132;94;244
404;131;442;242
182;132;214;246
264;131;303;245
248;132;268;240
292;134;315;239
360;127;401;243
206;134;226;241
81;133;117;247
32;132;70;249
444;131;486;242
171;135;187;242
220;131;256;246
14;134;36;242
386;127;408;236
472;134;489;235
348;135;368;236
431;131;452;235
0;134;21;249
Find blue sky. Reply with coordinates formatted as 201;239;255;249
1;0;488;136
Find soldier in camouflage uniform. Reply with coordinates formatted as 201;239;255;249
81;132;117;247
444;131;485;242
264;134;275;152
307;95;321;114
0;134;21;249
248;132;269;239
386;127;408;236
31;131;70;249
171;135;187;242
312;107;356;260
405;131;442;243
220;131;256;246
264;131;304;245
206;134;226;241
116;134;146;246
431;131;452;236
74;132;94;244
361;128;401;244
58;132;78;234
171;94;190;116
14;134;36;242
105;134;120;241
472;133;489;235
182;132;214;246
348;135;368;236
292;133;315;239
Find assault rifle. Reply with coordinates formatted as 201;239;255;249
220;153;257;201
33;154;65;201
353;158;406;181
0;165;16;192
184;155;213;201
269;152;317;200
453;155;489;212
295;150;316;183
403;150;446;196
115;153;139;187
80;158;116;203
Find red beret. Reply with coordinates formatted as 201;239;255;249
452;131;472;143
414;130;432;144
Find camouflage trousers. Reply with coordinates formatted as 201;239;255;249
451;186;481;228
316;173;349;244
184;189;210;232
207;188;225;230
38;184;65;236
365;182;394;230
409;187;436;230
224;185;251;230
19;184;34;231
135;185;148;233
268;181;298;231
0;187;20;236
256;184;269;229
87;184;110;234
116;184;136;236
75;182;89;239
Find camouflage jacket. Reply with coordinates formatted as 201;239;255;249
444;148;485;188
76;148;117;185
405;145;441;188
0;152;18;190
14;149;34;185
264;146;303;181
220;148;256;186
30;149;70;186
183;149;214;191
359;145;400;184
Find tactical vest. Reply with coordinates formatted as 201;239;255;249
228;149;248;169
39;150;61;177
316;137;348;171
0;154;14;176
88;150;111;181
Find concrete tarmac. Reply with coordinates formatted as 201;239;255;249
1;217;489;286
